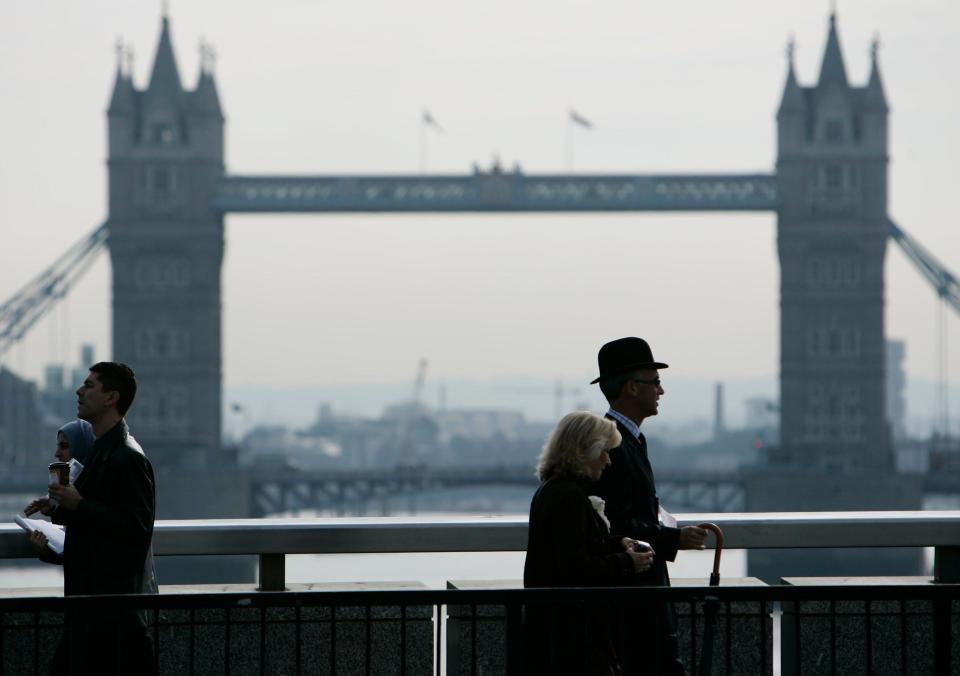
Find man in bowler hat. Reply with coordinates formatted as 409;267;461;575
592;337;707;675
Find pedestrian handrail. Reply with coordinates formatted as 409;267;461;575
2;511;958;558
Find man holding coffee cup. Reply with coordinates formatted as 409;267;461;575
28;362;157;676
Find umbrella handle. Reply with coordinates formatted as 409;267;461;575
697;522;724;582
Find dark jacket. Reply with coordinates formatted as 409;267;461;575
54;420;157;596
51;420;157;676
594;416;686;676
595;417;680;586
524;475;635;676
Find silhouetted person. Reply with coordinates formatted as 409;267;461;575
592;338;707;676
524;411;654;675
26;362;157;676
25;420;95;564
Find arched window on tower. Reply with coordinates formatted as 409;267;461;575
824;118;845;144
852;115;863;143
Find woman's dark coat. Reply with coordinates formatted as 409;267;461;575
524;474;635;676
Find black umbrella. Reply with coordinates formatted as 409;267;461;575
697;522;724;676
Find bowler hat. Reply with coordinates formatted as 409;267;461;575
590;337;668;384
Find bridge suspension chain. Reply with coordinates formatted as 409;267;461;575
0;223;109;359
889;220;960;314
888;220;960;440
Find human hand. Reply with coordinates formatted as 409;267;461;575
621;537;654;554
24;497;55;517
679;525;708;550
27;530;49;555
627;548;654;573
47;484;82;511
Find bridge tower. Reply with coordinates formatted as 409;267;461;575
747;14;922;579
774;13;892;471
106;16;224;469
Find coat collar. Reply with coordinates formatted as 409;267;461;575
89;419;129;462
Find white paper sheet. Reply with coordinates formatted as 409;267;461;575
14;514;65;555
69;459;84;483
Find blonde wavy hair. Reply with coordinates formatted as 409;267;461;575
535;411;621;481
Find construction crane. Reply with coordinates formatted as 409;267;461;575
392;358;429;460
888;219;960;440
411;357;428;411
0;223;109;360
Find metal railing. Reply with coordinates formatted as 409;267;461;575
2;511;959;674
3;511;960;590
1;584;957;675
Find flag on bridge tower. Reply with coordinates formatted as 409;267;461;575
569;109;593;129
422;108;444;133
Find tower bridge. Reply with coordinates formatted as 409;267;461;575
95;12;900;476
3;12;959;569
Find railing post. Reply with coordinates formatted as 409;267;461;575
934;545;960;583
258;553;286;591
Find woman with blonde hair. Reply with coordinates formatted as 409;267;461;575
524;411;654;675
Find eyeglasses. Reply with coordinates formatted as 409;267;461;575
631;377;661;387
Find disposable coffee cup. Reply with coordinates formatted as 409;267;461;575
48;462;70;487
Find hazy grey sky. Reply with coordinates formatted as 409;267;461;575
1;1;957;408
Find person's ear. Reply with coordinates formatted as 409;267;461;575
104;389;121;410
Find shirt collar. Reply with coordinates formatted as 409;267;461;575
606;407;641;440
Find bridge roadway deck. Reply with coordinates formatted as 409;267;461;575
214;172;779;213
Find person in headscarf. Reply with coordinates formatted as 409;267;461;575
25;420;96;562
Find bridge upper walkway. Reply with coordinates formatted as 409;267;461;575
214;172;779;213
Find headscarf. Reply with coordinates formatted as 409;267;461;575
58;420;96;465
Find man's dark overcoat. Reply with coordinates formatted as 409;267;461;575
53;419;157;675
594;416;686;676
524;475;635;676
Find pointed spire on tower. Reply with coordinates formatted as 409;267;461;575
778;36;805;116
192;39;223;118
864;34;888;111
817;12;849;88
108;37;135;114
146;14;183;101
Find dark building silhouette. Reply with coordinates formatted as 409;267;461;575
886;340;907;441
0;368;47;469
